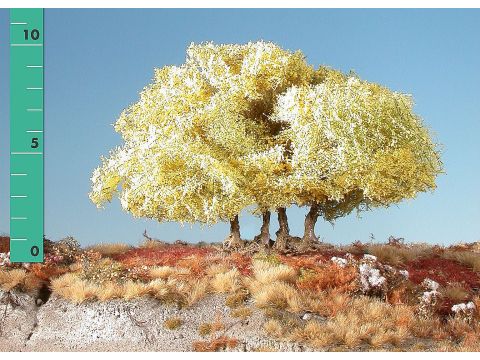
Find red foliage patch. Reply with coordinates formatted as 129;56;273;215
278;249;356;270
0;236;9;253
436;297;457;318
30;263;69;281
296;264;358;293
113;244;214;268
225;253;252;276
406;256;480;290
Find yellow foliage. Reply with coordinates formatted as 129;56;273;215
272;69;442;216
90;41;442;227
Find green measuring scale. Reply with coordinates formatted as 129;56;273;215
10;8;44;263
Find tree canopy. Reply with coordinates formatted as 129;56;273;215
90;41;442;250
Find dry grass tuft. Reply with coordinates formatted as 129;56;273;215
410;317;447;339
322;297;412;348
0;269;28;291
291;320;334;348
185;278;210;306
442;250;480;272
147;279;184;304
192;336;238;352
211;268;241;293
304;291;351;317
366;244;432;266
164;317;183;330
263;319;284;338
205;263;230;277
139;239;166;249
87;243;131;257
253;346;277;352
50;273;98;304
149;266;191;280
225;290;248;308
230;306;252;320
23;273;45;293
51;270;209;306
250;281;303;312
95;282;123;301
198;316;225;337
252;260;298;284
123;280;149;300
443;283;470;303
198;323;213;337
288;296;414;349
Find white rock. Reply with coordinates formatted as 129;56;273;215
422;278;439;292
452;301;476;313
422;290;438;304
359;263;385;291
331;257;347;267
302;313;313;321
363;254;377;261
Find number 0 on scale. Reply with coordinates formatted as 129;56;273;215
10;8;44;262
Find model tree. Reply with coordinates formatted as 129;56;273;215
270;67;442;248
90;41;442;250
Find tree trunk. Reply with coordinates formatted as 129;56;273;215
230;215;241;242
224;215;243;249
274;207;290;251
255;211;271;247
302;204;320;245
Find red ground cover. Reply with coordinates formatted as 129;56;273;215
0;236;9;253
405;256;480;290
278;249;356;270
226;253;252;275
113;245;215;268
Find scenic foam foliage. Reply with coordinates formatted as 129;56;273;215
89;41;442;248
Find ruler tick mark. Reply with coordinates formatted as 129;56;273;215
11;217;28;220
27;108;43;112
11;152;43;155
11;43;43;47
10;22;28;25
11;173;28;176
11;195;28;198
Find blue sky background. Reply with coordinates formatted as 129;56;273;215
0;9;479;247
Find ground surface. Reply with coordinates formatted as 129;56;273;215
1;235;480;351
